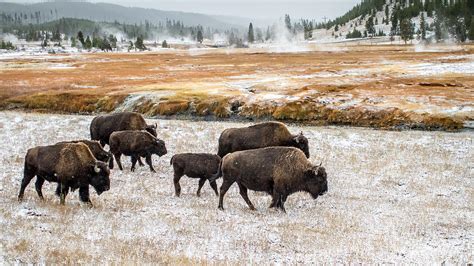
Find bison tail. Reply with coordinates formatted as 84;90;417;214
170;155;175;165
209;160;223;182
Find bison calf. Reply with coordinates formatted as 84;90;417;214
211;147;327;212
170;153;221;197
18;143;110;206
109;130;167;172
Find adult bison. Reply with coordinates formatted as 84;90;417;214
217;122;310;158
170;153;221;197
18;143;110;206
109;130;167;172
90;112;157;147
211;147;327;212
55;140;112;194
57;140;112;164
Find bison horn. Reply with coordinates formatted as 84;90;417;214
294;135;300;143
154;123;157;128
94;164;101;173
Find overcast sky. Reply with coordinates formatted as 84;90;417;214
4;0;361;21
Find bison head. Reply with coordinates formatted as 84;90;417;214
304;165;327;199
293;132;310;158
90;161;111;195
152;138;167;157
145;124;158;137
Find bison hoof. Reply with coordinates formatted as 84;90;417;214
151;170;156;173
17;196;23;202
218;206;224;211
131;168;135;172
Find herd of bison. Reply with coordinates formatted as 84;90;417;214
17;112;328;212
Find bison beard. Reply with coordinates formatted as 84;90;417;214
216;146;327;212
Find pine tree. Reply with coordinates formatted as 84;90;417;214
469;17;474;40
135;36;146;51
248;23;255;43
420;13;426;40
284;14;292;32
197;29;203;43
85;36;92;49
335;24;339;31
400;18;414;43
265;26;272;41
366;16;375;37
77;31;85;46
162;40;168;48
70;37;76;47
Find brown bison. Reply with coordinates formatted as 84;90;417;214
57;140;112;164
211;147;327;212
18;143;111;206
55;140;112;195
109;130;167;172
170;153;221;197
217;122;310;158
90;112;157;147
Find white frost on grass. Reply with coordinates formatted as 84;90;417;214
0;112;472;264
408;61;474;75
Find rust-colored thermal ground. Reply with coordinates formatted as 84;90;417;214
1;43;473;130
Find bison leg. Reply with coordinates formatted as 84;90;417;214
79;186;92;206
218;179;234;210
238;183;256;211
269;190;282;209
173;173;183;197
278;194;288;213
137;157;145;166
99;140;106;148
55;183;69;198
209;180;219;196
34;176;46;200
131;156;138;172
108;156;114;169
114;153;123;171
18;164;36;201
59;183;67;205
196;178;206;197
145;155;156;173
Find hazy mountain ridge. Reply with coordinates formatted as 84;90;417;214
0;1;247;30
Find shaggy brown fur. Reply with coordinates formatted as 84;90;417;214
90;112;157;147
109;130;167;172
57;140;111;163
217;122;310;158
170;153;221;197
18;143;110;206
214;147;327;212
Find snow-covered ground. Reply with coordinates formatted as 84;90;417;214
0;111;472;263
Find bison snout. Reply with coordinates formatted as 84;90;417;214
319;183;328;196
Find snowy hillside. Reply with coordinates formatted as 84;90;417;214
312;0;456;43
